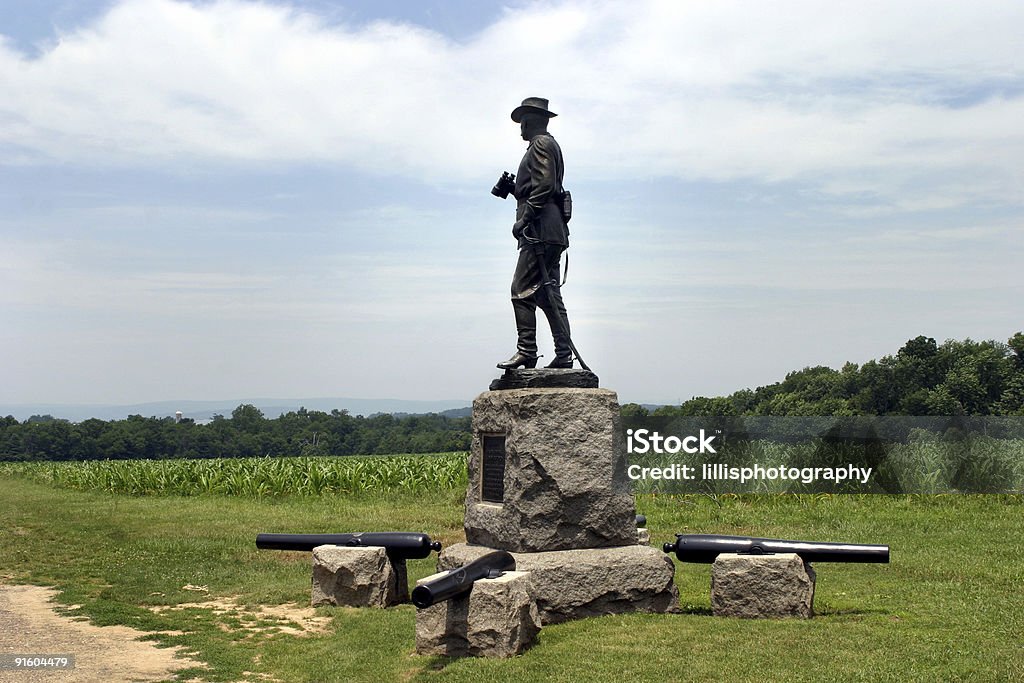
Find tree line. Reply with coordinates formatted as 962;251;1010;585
3;332;1021;462
623;333;1024;418
0;406;470;462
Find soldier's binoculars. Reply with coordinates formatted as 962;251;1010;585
491;171;516;199
255;531;442;560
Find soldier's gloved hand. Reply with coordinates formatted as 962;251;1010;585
513;205;536;239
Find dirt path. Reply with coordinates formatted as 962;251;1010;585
0;585;202;683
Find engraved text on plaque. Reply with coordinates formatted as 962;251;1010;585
481;434;506;503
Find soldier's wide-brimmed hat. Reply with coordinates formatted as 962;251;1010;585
511;97;558;122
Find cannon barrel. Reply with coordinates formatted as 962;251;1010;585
411;550;516;608
662;534;889;564
255;532;441;559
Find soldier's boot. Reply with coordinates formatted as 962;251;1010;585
497;299;539;369
541;294;573;369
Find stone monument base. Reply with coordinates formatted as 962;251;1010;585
710;553;815;619
440;543;679;625
414;570;540;658
311;545;408;608
466;387;636;552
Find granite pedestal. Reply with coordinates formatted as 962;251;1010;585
710;553;816;619
456;378;675;625
465;386;637;552
439;542;678;625
414;570;540;658
311;545;408;608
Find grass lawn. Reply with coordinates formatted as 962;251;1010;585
1;475;1022;682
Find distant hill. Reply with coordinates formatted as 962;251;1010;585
0;397;472;423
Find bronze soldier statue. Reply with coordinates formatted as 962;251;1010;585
494;97;574;370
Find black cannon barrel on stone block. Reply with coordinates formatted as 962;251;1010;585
255;532;442;560
663;534;889;564
411;550;516;608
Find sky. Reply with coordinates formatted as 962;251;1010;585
1;0;1022;407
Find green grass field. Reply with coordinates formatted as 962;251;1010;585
1;458;1023;682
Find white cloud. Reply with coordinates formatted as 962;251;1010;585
0;0;1021;206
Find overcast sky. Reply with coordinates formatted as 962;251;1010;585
1;0;1022;407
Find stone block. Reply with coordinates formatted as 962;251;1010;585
711;553;815;619
465;388;636;552
311;545;408;608
414;570;540;658
440;543;678;625
637;527;651;545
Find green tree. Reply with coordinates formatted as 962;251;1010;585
231;404;265;434
620;404;650;418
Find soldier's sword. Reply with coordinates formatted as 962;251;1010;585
524;223;591;372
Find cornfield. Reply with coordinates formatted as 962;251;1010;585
0;453;468;497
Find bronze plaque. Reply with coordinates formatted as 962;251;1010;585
481;434;506;503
